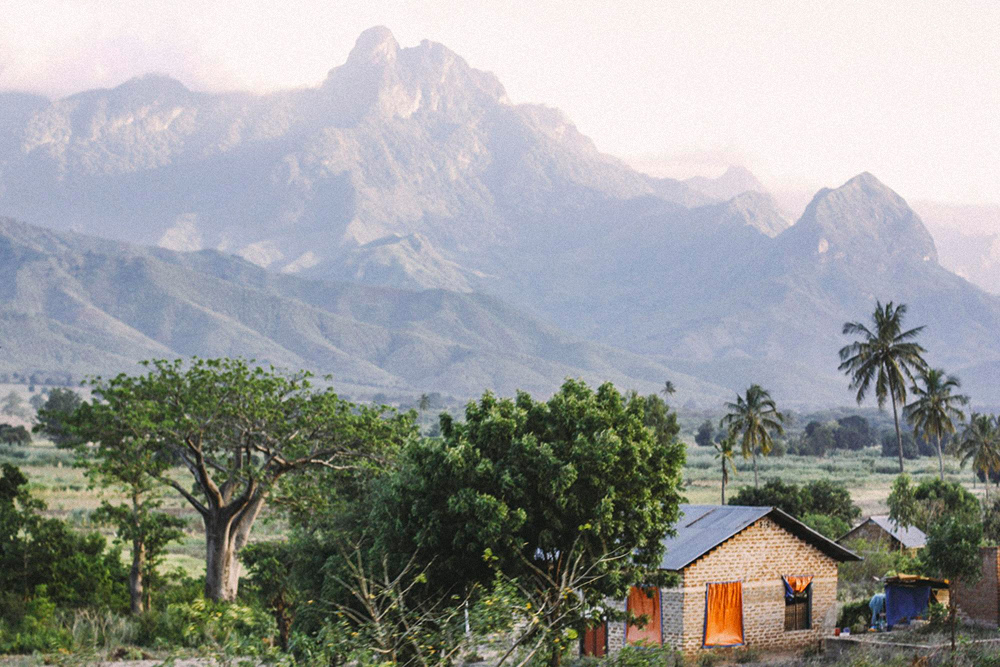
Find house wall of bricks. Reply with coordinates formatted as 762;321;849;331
607;516;839;658
953;547;1000;626
839;522;902;551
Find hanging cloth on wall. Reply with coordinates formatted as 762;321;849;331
704;581;744;648
783;575;814;600
626;586;662;646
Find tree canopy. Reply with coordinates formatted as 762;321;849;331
887;474;980;533
375;380;686;661
71;358;416;601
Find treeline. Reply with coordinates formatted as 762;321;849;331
0;371;76;388
0;358;688;665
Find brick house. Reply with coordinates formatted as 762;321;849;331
952;546;1000;626
837;516;926;555
582;505;860;657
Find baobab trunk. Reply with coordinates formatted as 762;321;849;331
203;495;266;602
129;539;146;614
891;394;904;473
204;516;239;602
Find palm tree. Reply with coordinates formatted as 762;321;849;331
661;381;676;400
905;368;969;480
418;393;431;413
954;414;1000;503
720;384;785;489
838;301;927;473
714;434;738;505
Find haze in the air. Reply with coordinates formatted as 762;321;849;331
1;0;997;207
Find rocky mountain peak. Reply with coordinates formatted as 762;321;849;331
718;191;790;237
684;164;767;201
787;172;938;264
344;26;400;69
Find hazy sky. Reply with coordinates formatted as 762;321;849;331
1;0;998;205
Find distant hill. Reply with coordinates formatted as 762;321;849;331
2;27;999;407
0;217;724;401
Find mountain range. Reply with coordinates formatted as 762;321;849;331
1;26;998;407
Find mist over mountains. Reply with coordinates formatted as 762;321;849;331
1;27;998;407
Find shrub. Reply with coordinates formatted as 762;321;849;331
837;599;872;631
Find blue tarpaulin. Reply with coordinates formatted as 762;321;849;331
885;585;931;628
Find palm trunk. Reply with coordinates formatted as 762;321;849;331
753;452;759;489
891;394;904;473
721;466;726;505
986;473;991;504
936;433;944;481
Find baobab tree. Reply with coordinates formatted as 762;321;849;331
74;358;415;601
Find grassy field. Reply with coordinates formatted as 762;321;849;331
1;402;989;580
681;443;983;515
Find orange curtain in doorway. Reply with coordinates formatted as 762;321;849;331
704;581;744;647
626;586;662;646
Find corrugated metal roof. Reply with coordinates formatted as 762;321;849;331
660;505;771;570
660;504;861;571
868;516;927;549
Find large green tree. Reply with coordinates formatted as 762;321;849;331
34;388;83;447
838;301;928;473
66;405;186;614
905;368;968;480
73;358;415;602
376;380;685;665
887;474;981;532
0;464;127;615
720;384;785;488
920;517;983;650
954;414;1000;502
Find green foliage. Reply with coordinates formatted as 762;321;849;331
73;357;416;601
240;541;299;651
836;599;872;632
0;464;128;619
834;416;876;451
720;384;785;485
888;474;981;532
728;478;860;530
798;421;837;457
920;517;983;585
0;422;32;446
34;388;83;447
905;368;969;478
927;602;949;628
983;497;1000;546
376;380;686;655
0;391;30;419
576;644;680;667
695;419;714;447
839;301;928;472
838;538;917;600
801;513;849;540
954;414;1000;495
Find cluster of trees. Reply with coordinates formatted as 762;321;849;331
728;479;861;538
0;371;76;387
3;358;688;665
787;416;877;457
